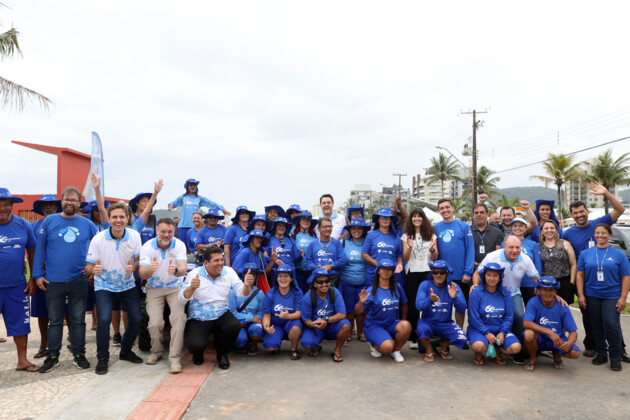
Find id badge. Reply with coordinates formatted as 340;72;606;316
588;240;595;248
479;245;485;254
597;271;604;282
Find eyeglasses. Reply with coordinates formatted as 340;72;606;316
315;279;331;285
432;270;447;276
320;226;333;230
63;199;80;203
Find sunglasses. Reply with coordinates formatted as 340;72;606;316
432;270;447;276
315;279;331;285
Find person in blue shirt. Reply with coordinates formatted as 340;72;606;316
305;217;346;287
529;199;564;243
232;229;270;280
261;265;303;360
225;206;255;266
285;204;302;226
523;277;581;372
355;260;411;363
301;268;351;362
291;211;318;293
193;209;228;254
468;263;521;366
267;217;302;286
0;188;38;372
186;212;205;254
264;205;286;223
338;205;365;240
361;207;403;288
505;217;543;306
34;186;98;373
168;178;230;243
416;260;468;363
564;181;627;359
434;199;475;330
340;218;370;344
229;264;265;356
577;223;630;371
129;179;162;245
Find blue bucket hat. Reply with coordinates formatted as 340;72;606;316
247;215;271;232
372;207;399;228
264;205;286;219
346;205;365;219
478;262;505;284
343;218;371;233
203;208;225;220
276;264;294;277
184;179;200;194
129;192;154;213
270;217;290;235
311;267;329;279
238;263;262;277
534;199;560;224
428;260;452;273
292;211;318;230
0;188;23;203
537;276;561;289
377;260;395;269
82;200;111;214
243;229;270;247
32;194;61;215
231;205;256;224
286;204;302;217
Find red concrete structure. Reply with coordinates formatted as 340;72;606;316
11;140;126;221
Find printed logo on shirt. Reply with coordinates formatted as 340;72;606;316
539;317;549;325
0;235;20;244
59;227;80;243
377;242;394;249
316;308;328;316
317;249;331;257
274;304;285;313
440;229;455;243
349;250;361;256
485;305;499;313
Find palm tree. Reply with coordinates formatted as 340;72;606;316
490;193;520;210
530;153;581;215
1;23;51;111
463;165;501;200
583;149;630;214
425;153;463;198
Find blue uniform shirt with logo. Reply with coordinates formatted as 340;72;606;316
168;194;224;229
434;219;475;280
263;286;302;327
193;225;227;251
0;216;36;288
341;239;367;285
305;237;346;276
362;230;402;283
577;246;630;299
301;287;346;321
524;295;578;336
563;214;614;259
363;284;407;329
468;284;514;335
229;287;265;324
224;224;247;263
416;280;467;322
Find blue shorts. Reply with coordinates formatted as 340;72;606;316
364;320;401;348
0;284;31;336
416;319;467;349
234;323;264;348
263;319;302;349
536;333;581;355
301;319;351;348
340;282;363;314
30;286;48;318
467;327;520;350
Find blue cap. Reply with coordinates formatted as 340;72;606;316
264;205;286;219
231;206;256;224
247;215;271;233
428;260;452;272
243;229;270;247
372;207;399;227
377;260;395;269
346;205;365;219
32;194;61;215
479;262;505;279
129;192;153;213
292;211;318;229
0;188;23;203
312;267;329;278
510;217;528;226
343;218;371;233
203;208;225;220
276;265;294;276
270;217;290;235
537;276;561;289
82;200;111;214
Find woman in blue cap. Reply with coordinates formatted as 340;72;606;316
468;263;521;366
264;205;286;223
232;229;270;282
339;205;365;240
285;204;302;228
224;206;255;266
340;218;370;343
168;179;230;244
291;211;318;293
229;264;265;356
361;207;403;287
129;179;163;245
529;200;564;243
267;217;302;287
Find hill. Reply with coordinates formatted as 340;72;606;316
496;186;557;203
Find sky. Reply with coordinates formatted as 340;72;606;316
2;1;630;215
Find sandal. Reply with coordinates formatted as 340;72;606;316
352;328;357;336
15;364;40;372
440;349;452;360
424;352;435;363
492;356;507;366
331;352;343;363
473;356;484;366
358;334;367;343
290;350;301;361
553;359;565;369
247;343;258;356
34;348;47;359
309;346;322;357
523;362;536;372
343;338;351;347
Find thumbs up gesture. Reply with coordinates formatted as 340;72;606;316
150;256;159;272
190;273;201;290
167;258;175;275
93;259;103;276
125;259;134;275
244;268;254;285
430;287;440;303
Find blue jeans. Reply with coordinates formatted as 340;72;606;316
586;295;623;360
95;288;142;359
511;294;525;343
45;274;89;357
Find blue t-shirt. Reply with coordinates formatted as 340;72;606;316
224;224;247;264
294;232;316;271
168;194;224;228
361;230;402;283
416;280;467;322
363;283;407;328
434;219;475;280
229;287;265;324
305;237;346;276
301;287;346;321
193;225;227;252
468;284;514;335
501;238;542;288
263;286;303;326
0;215;36;287
232;247;269;275
341;238;367;285
131;217;154;245
563;214;614;259
524;296;578;337
33;214;98;283
577;246;630;299
268;235;301;273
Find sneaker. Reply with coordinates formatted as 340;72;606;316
73;354;90;369
95;358;109;375
510;354;525;365
409;341;419;350
170;361;182;374
119;350;143;364
391;351;404;363
112;333;122;347
39;355;59;373
193;354;204;365
583;348;596;358
592;355;608;365
621;352;630;363
611;360;622;371
146;353;162;365
370;345;382;358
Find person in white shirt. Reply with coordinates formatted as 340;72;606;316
317;194;346;240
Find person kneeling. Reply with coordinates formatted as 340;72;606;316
301;268;351;362
522;276;581;372
416;261;468;362
355;260;411;363
467;263;521;366
229;264;265;356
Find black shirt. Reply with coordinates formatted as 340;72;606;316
471;224;503;263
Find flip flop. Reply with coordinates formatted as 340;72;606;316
34;348;47;359
523;362;536;372
331;352;343;363
553;359;565;369
343;338;351;347
493;357;507;366
0;337;6;343
290;350;301;361
473;356;484;366
358;334;367;343
440;350;453;360
424;353;435;363
309;346;322;357
16;364;40;372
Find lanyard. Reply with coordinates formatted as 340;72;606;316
595;246;609;272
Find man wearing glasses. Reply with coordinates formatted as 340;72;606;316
305;217;346;287
193;209;227;252
33;187;98;373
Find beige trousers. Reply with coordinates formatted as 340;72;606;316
146;286;186;363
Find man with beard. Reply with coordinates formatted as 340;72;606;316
34;186;98;373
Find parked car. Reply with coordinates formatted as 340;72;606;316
610;224;630;261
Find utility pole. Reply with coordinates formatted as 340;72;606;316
460;109;487;203
393;173;407;207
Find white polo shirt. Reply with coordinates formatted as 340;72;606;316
317;211;347;240
86;228;141;292
478;249;539;295
139;238;187;288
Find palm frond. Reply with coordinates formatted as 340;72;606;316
0;76;51;112
0;28;21;58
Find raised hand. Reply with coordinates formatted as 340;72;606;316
430;288;440;303
358;288;370;303
150;256;159;272
154;179;163;194
519;200;530;209
90;173;101;189
167;258;175;275
223;209;232;216
588;182;608;196
93;259;103;276
447;282;458;299
244;269;255;285
478;193;488;203
190;274;201;290
125;259;134;275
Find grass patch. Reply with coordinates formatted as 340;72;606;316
569;295;630;315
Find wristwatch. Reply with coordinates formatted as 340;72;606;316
324;316;329;323
174;266;179;276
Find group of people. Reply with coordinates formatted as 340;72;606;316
0;177;628;376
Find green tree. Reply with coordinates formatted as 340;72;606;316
530;153;581;215
425;153;463;198
1;21;51;111
491;193;520;210
463;165;501;200
583;149;630;214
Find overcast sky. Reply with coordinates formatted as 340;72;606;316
2;1;630;214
